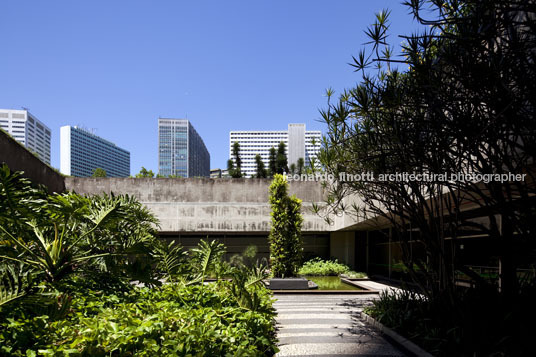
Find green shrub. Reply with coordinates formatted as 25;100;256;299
0;282;277;356
298;258;350;276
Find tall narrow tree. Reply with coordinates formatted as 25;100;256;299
276;141;288;174
230;141;243;178
296;158;305;175
268;147;277;177
254;154;267;178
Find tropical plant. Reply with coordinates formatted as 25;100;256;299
135;167;155;178
189;239;227;282
153;240;187;283
268;174;303;277
0;264;35;307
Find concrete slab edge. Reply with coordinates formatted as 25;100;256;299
362;312;434;357
272;289;379;294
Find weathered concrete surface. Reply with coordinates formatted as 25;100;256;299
0;130;65;193
65;177;335;233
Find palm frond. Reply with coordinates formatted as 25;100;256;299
190;239;226;282
0;264;33;307
154;240;186;283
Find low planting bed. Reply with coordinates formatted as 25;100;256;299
0;279;278;356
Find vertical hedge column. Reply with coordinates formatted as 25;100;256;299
268;174;303;278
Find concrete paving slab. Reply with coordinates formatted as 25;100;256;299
274;292;407;357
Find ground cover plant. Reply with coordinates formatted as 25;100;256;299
0;164;278;356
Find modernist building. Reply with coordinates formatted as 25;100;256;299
158;118;210;177
0;109;51;165
60;126;130;177
229;123;321;177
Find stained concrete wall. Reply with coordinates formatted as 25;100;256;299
330;231;356;267
0;130;65;193
65;177;333;233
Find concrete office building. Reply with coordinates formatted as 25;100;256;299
158;118;210;178
0;109;51;165
229;123;321;177
60;126;130;177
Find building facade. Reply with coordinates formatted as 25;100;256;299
229;123;321;177
0;109;51;165
158;118;210;177
60;126;130;177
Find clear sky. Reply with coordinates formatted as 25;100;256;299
1;0;419;174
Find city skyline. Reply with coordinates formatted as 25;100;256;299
0;1;420;172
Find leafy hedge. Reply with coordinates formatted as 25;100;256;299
298;258;350;276
0;281;277;356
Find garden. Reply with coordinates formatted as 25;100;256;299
0;164;278;356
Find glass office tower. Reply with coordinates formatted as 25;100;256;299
60;126;130;177
158;118;210;177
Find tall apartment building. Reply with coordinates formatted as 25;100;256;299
60;126;130;177
229;124;321;177
0;109;51;164
158;118;210;177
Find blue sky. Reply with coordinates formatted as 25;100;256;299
1;0;419;174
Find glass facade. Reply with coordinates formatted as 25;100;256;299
60;126;130;177
158;118;210;177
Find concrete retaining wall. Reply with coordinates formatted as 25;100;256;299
65;177;334;233
0;130;65;193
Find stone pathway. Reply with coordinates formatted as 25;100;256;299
274;294;406;357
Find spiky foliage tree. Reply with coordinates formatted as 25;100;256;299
268;174;303;277
318;0;536;301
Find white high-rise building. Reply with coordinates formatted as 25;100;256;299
0;109;51;164
60;126;130;177
229;124;321;177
